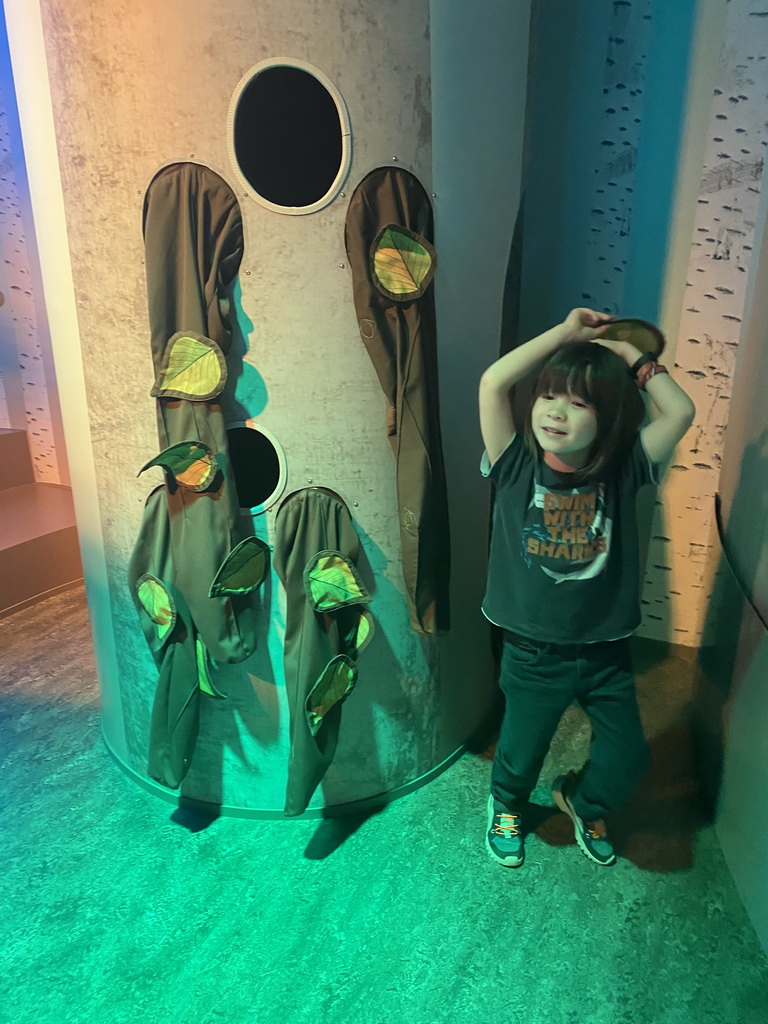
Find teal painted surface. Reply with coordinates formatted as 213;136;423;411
712;3;768;947
429;0;530;744
2;586;767;1022
720;628;768;949
624;0;699;320
520;0;697;332
717;77;768;628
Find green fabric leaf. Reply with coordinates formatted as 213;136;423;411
304;551;371;612
137;575;176;642
338;606;376;655
352;609;375;653
196;636;226;699
209;536;270;597
305;655;358;737
138;440;217;491
371;225;436;299
152;332;226;400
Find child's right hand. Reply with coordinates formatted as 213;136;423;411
561;308;613;344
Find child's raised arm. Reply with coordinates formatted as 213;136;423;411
479;308;611;466
594;337;696;465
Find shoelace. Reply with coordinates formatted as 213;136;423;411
586;820;608;840
492;812;521;838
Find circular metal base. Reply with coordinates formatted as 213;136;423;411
103;727;466;820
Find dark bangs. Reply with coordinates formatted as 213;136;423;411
523;341;645;480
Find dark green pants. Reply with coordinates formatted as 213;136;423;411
345;167;450;636
273;488;370;817
130;162;260;788
492;634;651;821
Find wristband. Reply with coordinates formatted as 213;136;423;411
629;351;656;378
635;361;669;391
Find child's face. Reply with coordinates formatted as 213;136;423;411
531;391;598;462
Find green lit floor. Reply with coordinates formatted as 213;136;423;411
2;586;766;1024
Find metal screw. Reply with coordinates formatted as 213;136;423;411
189;153;194;158
243;192;248;197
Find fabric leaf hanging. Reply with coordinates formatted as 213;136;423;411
138;440;218;492
303;551;372;613
370;224;437;302
196;636;227;699
351;608;375;654
305;655;358;737
137;574;176;642
208;536;270;597
152;331;227;401
337;605;376;655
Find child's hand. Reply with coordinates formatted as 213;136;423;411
561;308;613;344
592;337;644;366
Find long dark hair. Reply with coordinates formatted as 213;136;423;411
523;342;645;480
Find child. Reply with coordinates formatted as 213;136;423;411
479;307;695;867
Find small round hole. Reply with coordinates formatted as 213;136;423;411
227;422;286;513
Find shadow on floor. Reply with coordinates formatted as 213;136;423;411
304;807;385;860
170;805;222;833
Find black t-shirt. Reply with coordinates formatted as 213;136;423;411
481;433;659;644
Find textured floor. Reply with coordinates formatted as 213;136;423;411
2;587;767;1024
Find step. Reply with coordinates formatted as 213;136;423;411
0;428;34;491
0;482;82;618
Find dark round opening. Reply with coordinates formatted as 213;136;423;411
227;426;282;509
233;66;343;208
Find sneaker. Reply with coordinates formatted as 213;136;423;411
485;794;524;867
552;772;617;867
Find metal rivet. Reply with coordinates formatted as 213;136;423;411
244;269;251;276
392;156;398;161
137;189;141;195
189;153;194;158
243;192;248;197
339;263;346;268
353;502;359;507
308;478;313;483
431;193;437;198
340;191;346;197
140;259;145;265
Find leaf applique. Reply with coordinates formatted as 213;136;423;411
152;332;226;401
303;551;371;612
208;536;270;597
305;655;358;737
338;606;376;655
137;575;176;642
196;636;227;699
351;609;375;654
371;225;436;301
138;440;217;492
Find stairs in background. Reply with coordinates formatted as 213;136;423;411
0;427;82;619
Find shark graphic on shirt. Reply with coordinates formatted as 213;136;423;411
521;480;611;583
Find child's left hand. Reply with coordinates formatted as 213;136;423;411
592;337;644;366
